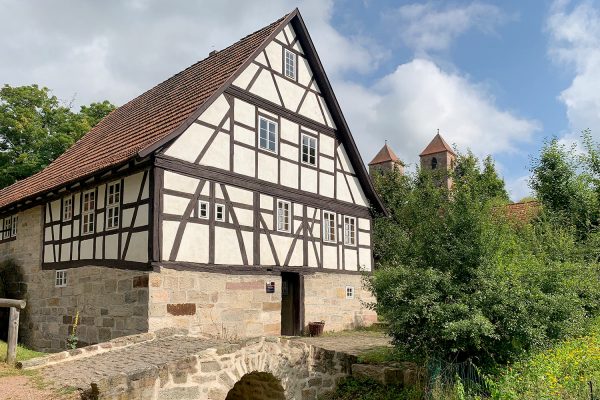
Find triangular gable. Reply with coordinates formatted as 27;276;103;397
152;10;385;214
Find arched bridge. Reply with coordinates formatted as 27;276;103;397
20;329;379;399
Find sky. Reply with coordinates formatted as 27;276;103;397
1;0;599;201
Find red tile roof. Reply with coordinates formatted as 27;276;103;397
369;143;402;165
420;133;456;156
503;200;540;223
0;13;290;210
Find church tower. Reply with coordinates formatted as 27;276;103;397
368;143;404;175
419;132;456;189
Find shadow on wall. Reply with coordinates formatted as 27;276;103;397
0;259;26;342
226;371;286;400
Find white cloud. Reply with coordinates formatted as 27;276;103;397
384;2;509;54
547;0;600;139
506;175;533;202
338;59;540;170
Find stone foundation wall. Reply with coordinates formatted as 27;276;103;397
303;272;377;332
148;266;282;338
0;206;150;352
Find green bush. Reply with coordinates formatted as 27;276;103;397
368;151;600;368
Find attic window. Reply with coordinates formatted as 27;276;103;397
284;49;296;80
431;157;438;170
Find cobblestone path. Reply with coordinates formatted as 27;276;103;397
296;331;391;356
38;335;223;390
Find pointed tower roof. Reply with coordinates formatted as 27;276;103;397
369;143;402;165
419;133;456;157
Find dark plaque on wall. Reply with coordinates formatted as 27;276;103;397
266;281;275;293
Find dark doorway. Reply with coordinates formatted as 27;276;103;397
225;371;285;400
281;272;303;336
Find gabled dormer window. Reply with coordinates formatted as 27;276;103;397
259;116;278;153
284;49;296;80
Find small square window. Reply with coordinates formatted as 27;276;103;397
301;134;317;166
346;286;354;299
284;49;296;80
259;116;278;153
55;270;67;287
63;197;73;221
198;201;209;219
215;204;225;222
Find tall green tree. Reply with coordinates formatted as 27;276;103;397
0;84;115;188
530;133;599;237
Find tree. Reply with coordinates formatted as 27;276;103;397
0;84;115;188
530;133;599;237
367;152;600;368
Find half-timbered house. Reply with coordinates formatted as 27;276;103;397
0;9;382;351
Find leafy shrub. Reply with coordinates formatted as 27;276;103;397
368;152;600;368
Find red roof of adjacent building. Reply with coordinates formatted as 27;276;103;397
369;143;402;165
503;200;540;223
0;13;290;210
419;133;456;157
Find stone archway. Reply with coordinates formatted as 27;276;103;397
225;371;285;400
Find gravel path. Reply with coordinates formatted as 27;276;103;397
296;331;391;356
0;365;77;400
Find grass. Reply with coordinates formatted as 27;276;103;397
320;377;422;400
488;318;600;400
0;340;45;363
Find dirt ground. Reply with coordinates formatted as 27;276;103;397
0;365;78;400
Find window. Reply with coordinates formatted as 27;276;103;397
10;215;17;237
55;270;67;287
63;197;73;221
284;49;296;80
277;200;291;232
2;217;12;240
323;211;336;242
343;216;356;245
431;157;438;170
301;134;317;166
106;182;121;230
215;204;225;222
345;286;354;299
198;201;209;219
82;190;95;235
259;116;278;153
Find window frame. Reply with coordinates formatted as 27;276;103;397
343;216;356;246
284;48;297;80
258;116;278;154
276;199;291;233
215;204;226;222
55;270;67;288
63;197;73;221
301;133;318;166
345;286;355;299
81;189;96;235
2;217;12;240
105;181;121;231
198;200;209;219
10;215;17;238
323;211;336;243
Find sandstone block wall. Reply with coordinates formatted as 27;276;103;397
304;272;377;332
148;267;282;339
